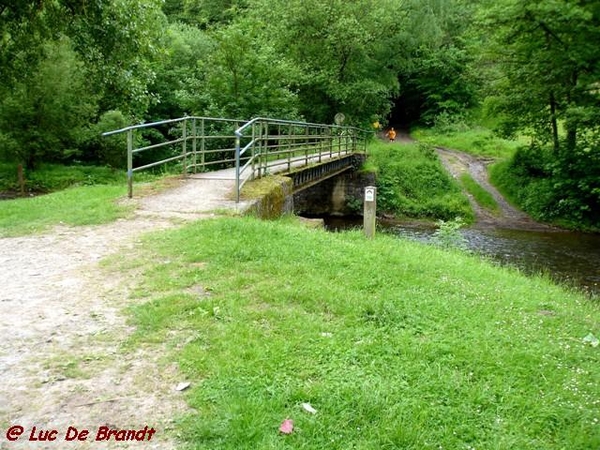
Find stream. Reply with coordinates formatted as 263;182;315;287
323;216;600;298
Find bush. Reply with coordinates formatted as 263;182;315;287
432;217;468;250
92;110;130;169
490;143;600;229
0;37;97;170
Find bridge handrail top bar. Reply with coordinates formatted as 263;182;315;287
234;117;370;138
102;116;248;137
102;115;369;137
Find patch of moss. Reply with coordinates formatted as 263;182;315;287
241;175;293;219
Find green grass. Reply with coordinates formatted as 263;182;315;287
459;173;500;214
0;163;127;193
366;141;473;222
125;217;600;449
412;127;521;159
0;185;131;237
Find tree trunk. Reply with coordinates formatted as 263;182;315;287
26;152;37;172
549;92;559;153
565;70;578;152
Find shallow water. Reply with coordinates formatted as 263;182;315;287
323;216;600;297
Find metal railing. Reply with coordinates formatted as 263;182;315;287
103;116;369;201
234;118;369;201
103;116;247;198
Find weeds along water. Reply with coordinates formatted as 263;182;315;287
125;216;599;449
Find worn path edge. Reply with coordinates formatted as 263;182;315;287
0;171;254;450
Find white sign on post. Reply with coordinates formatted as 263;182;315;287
363;186;376;239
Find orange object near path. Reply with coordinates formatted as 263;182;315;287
386;127;397;141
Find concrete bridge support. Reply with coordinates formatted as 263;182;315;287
293;170;376;217
245;154;375;219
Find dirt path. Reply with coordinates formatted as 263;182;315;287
435;147;552;231
379;130;552;230
0;175;251;449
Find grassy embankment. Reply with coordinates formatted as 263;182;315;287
0;164;129;237
459;173;500;215
413;122;600;231
0;184;131;237
489;153;600;232
122;216;599;449
411;122;520;216
365;141;473;222
0;163;180;237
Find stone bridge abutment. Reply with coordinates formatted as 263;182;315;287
247;154;375;219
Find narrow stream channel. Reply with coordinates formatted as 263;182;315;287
322;216;600;298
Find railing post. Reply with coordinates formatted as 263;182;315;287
304;124;309;166
235;126;241;203
317;126;322;163
192;118;197;173
200;118;206;170
262;121;268;177
251;122;257;180
127;129;133;198
287;124;292;171
182;118;188;177
278;124;282;158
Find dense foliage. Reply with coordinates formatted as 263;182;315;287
0;0;468;170
0;0;598;227
479;0;600;229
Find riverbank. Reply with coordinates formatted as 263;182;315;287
126;216;599;449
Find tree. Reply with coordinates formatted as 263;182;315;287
0;0;167;169
146;23;214;120
394;0;480;125
480;0;600;153
0;38;97;169
479;0;600;225
198;21;300;119
67;0;167;118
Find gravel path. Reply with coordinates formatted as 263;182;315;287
0;173;251;449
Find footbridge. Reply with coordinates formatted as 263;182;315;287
103;117;370;202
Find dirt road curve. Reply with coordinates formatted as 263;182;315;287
0;175;250;450
435;147;553;231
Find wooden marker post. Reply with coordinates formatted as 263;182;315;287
364;186;376;239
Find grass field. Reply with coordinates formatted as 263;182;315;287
124;217;600;449
412;127;521;159
459;173;500;214
0;185;132;237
